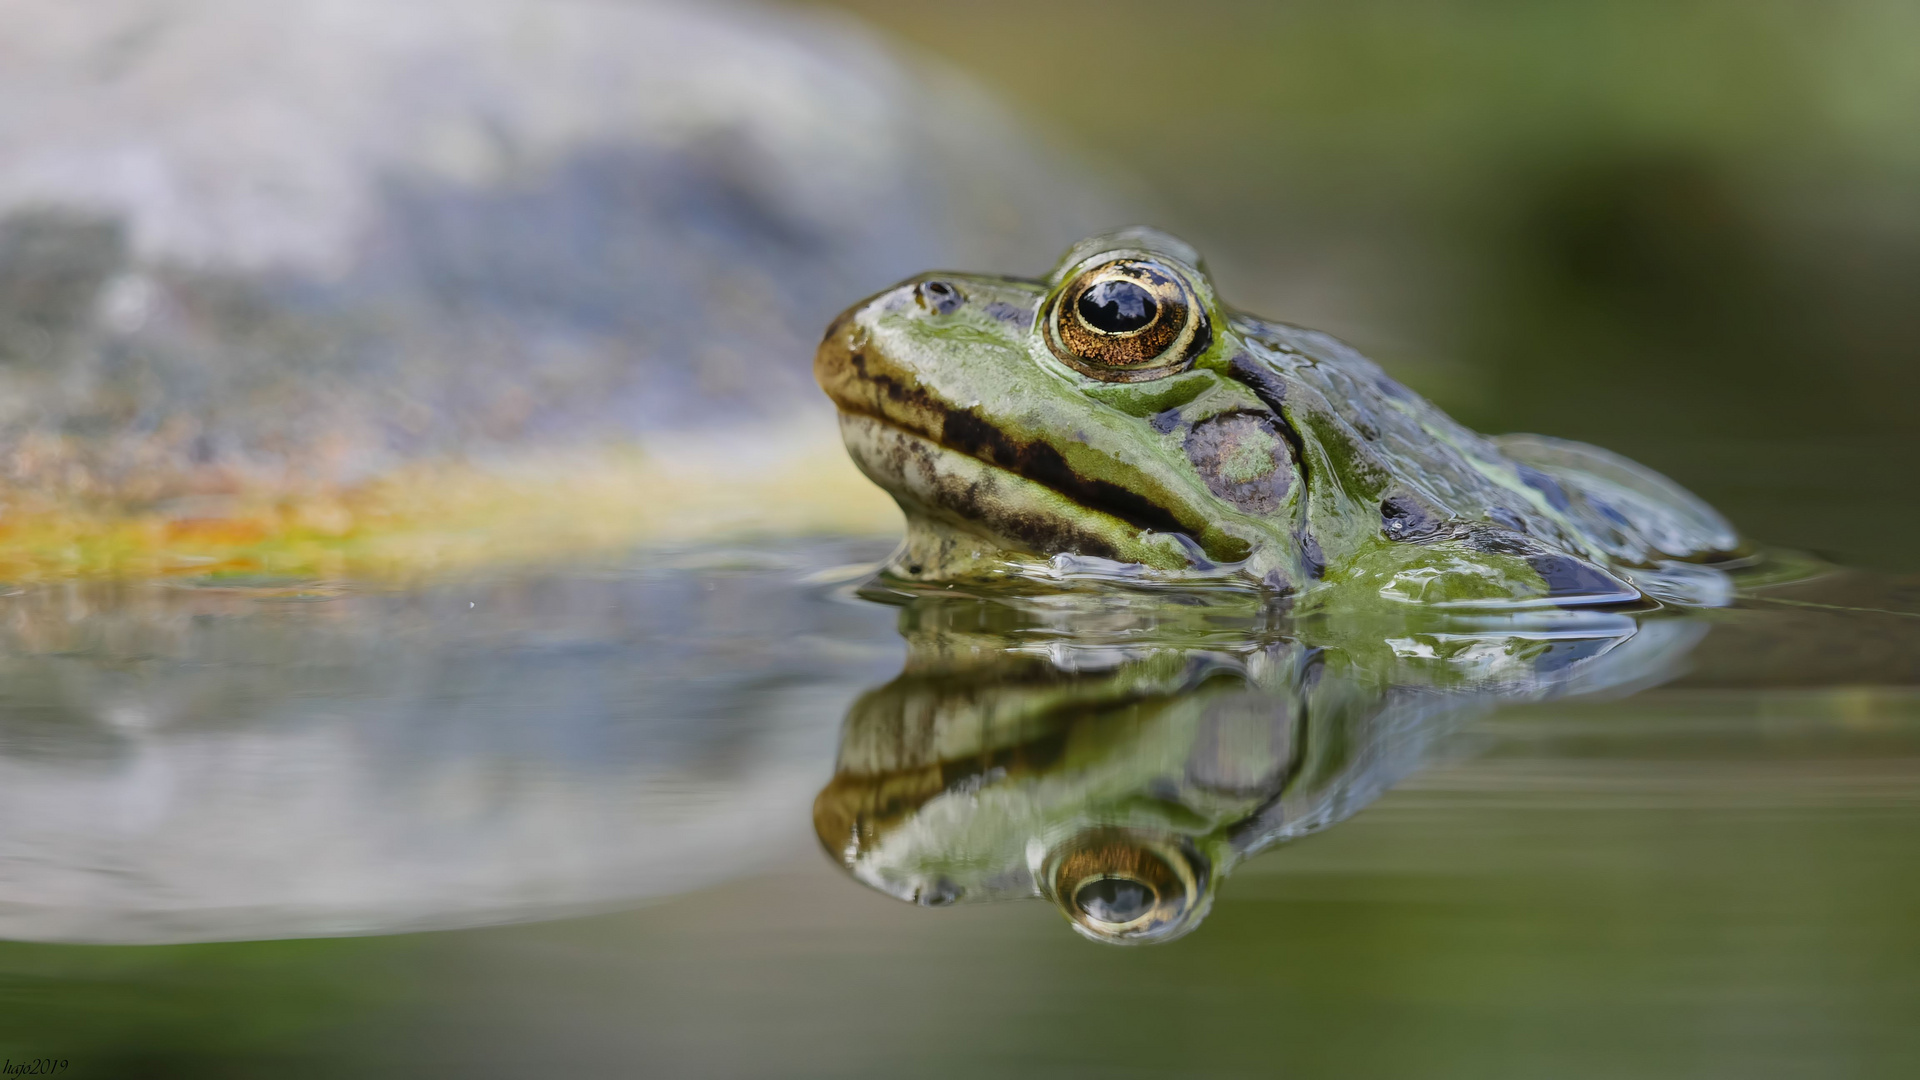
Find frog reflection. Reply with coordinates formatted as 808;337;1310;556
814;591;1701;944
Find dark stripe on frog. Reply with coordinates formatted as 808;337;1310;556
859;418;1125;563
838;349;1220;557
928;478;1123;563
841;683;1199;827
844;348;946;418
940;410;1190;539
938;725;1071;797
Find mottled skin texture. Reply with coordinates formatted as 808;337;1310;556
816;228;1739;610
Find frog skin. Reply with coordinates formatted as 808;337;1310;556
813;591;1705;944
815;228;1741;609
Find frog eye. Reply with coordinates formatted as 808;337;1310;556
1043;828;1210;944
1046;259;1210;382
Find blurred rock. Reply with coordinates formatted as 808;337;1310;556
0;542;901;943
0;0;1120;503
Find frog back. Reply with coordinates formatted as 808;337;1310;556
1230;315;1738;569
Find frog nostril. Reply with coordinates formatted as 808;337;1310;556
916;279;964;315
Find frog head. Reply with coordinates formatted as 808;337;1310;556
816;229;1739;607
816;228;1300;586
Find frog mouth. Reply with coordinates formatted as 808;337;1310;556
836;412;1209;572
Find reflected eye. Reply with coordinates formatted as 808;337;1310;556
1044;828;1210;944
1046;258;1209;382
1074;876;1157;925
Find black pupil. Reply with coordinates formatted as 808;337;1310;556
1075;877;1156;924
1076;279;1158;334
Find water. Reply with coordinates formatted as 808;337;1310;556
2;541;1918;1077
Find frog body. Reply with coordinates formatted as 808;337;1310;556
816;228;1739;609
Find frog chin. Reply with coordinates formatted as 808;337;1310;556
836;411;1208;582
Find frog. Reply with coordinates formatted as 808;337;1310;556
814;589;1707;944
815;228;1742;609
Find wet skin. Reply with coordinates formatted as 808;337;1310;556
815;228;1741;610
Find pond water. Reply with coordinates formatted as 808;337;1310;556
1;539;1917;1077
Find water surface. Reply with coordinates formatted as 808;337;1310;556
1;542;1917;1077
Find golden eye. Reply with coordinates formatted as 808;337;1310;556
1046;259;1209;381
1043;828;1210;944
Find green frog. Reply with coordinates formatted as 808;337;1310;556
816;228;1741;609
815;590;1705;944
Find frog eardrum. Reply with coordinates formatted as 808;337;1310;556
1045;258;1210;381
